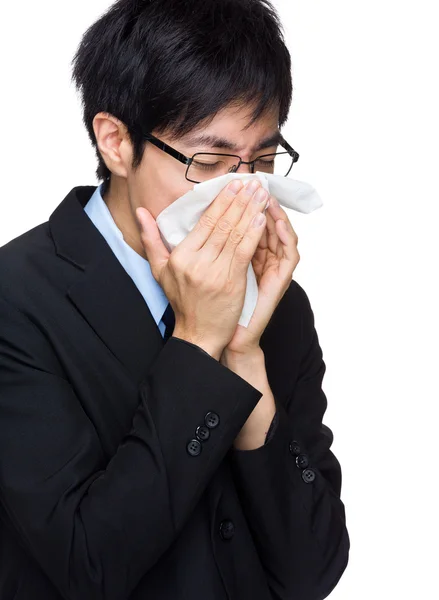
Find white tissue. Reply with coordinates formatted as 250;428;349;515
156;171;323;327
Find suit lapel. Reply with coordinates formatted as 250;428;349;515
49;184;165;384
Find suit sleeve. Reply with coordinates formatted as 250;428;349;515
0;293;263;600
228;283;350;600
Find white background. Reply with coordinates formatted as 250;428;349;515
1;1;438;598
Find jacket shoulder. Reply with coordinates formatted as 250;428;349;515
0;219;51;257
0;220;53;301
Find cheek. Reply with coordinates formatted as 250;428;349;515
143;178;193;220
156;172;193;206
136;155;194;217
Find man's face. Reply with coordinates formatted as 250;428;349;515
95;102;281;258
129;103;281;220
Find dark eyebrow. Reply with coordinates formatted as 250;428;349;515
183;130;283;153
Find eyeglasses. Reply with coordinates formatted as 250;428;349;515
130;126;299;184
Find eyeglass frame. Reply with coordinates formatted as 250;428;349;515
130;126;300;184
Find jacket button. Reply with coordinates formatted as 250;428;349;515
205;411;220;429
186;439;202;456
296;453;309;469
195;425;210;442
302;468;316;483
219;519;235;540
289;440;301;456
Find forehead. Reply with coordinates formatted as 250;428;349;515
181;104;280;153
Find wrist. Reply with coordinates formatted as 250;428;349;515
172;329;223;361
221;346;265;372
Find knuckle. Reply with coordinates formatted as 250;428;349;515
195;268;218;292
189;271;204;287
199;213;217;230
234;193;249;209
229;227;245;246
207;234;224;249
169;251;185;273
216;218;234;234
186;259;204;283
185;270;201;287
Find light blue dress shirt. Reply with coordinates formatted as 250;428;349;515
83;182;169;338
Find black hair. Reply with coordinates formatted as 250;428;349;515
71;0;293;183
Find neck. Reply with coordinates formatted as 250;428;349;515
101;177;148;261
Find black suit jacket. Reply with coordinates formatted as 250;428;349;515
0;185;350;600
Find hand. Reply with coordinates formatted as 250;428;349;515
223;194;300;357
134;179;269;360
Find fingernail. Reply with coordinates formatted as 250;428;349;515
252;213;265;228
227;180;243;194
244;179;260;195
252;187;268;204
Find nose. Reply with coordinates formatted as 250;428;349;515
231;160;254;174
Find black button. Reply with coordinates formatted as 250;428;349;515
289;440;301;456
205;411;220;429
302;468;316;483
296;453;309;469
187;439;202;456
195;425;210;442
219;519;235;540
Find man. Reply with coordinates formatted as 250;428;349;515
0;1;350;599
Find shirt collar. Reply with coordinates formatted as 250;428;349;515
83;183;169;326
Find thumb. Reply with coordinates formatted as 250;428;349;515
135;206;170;280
